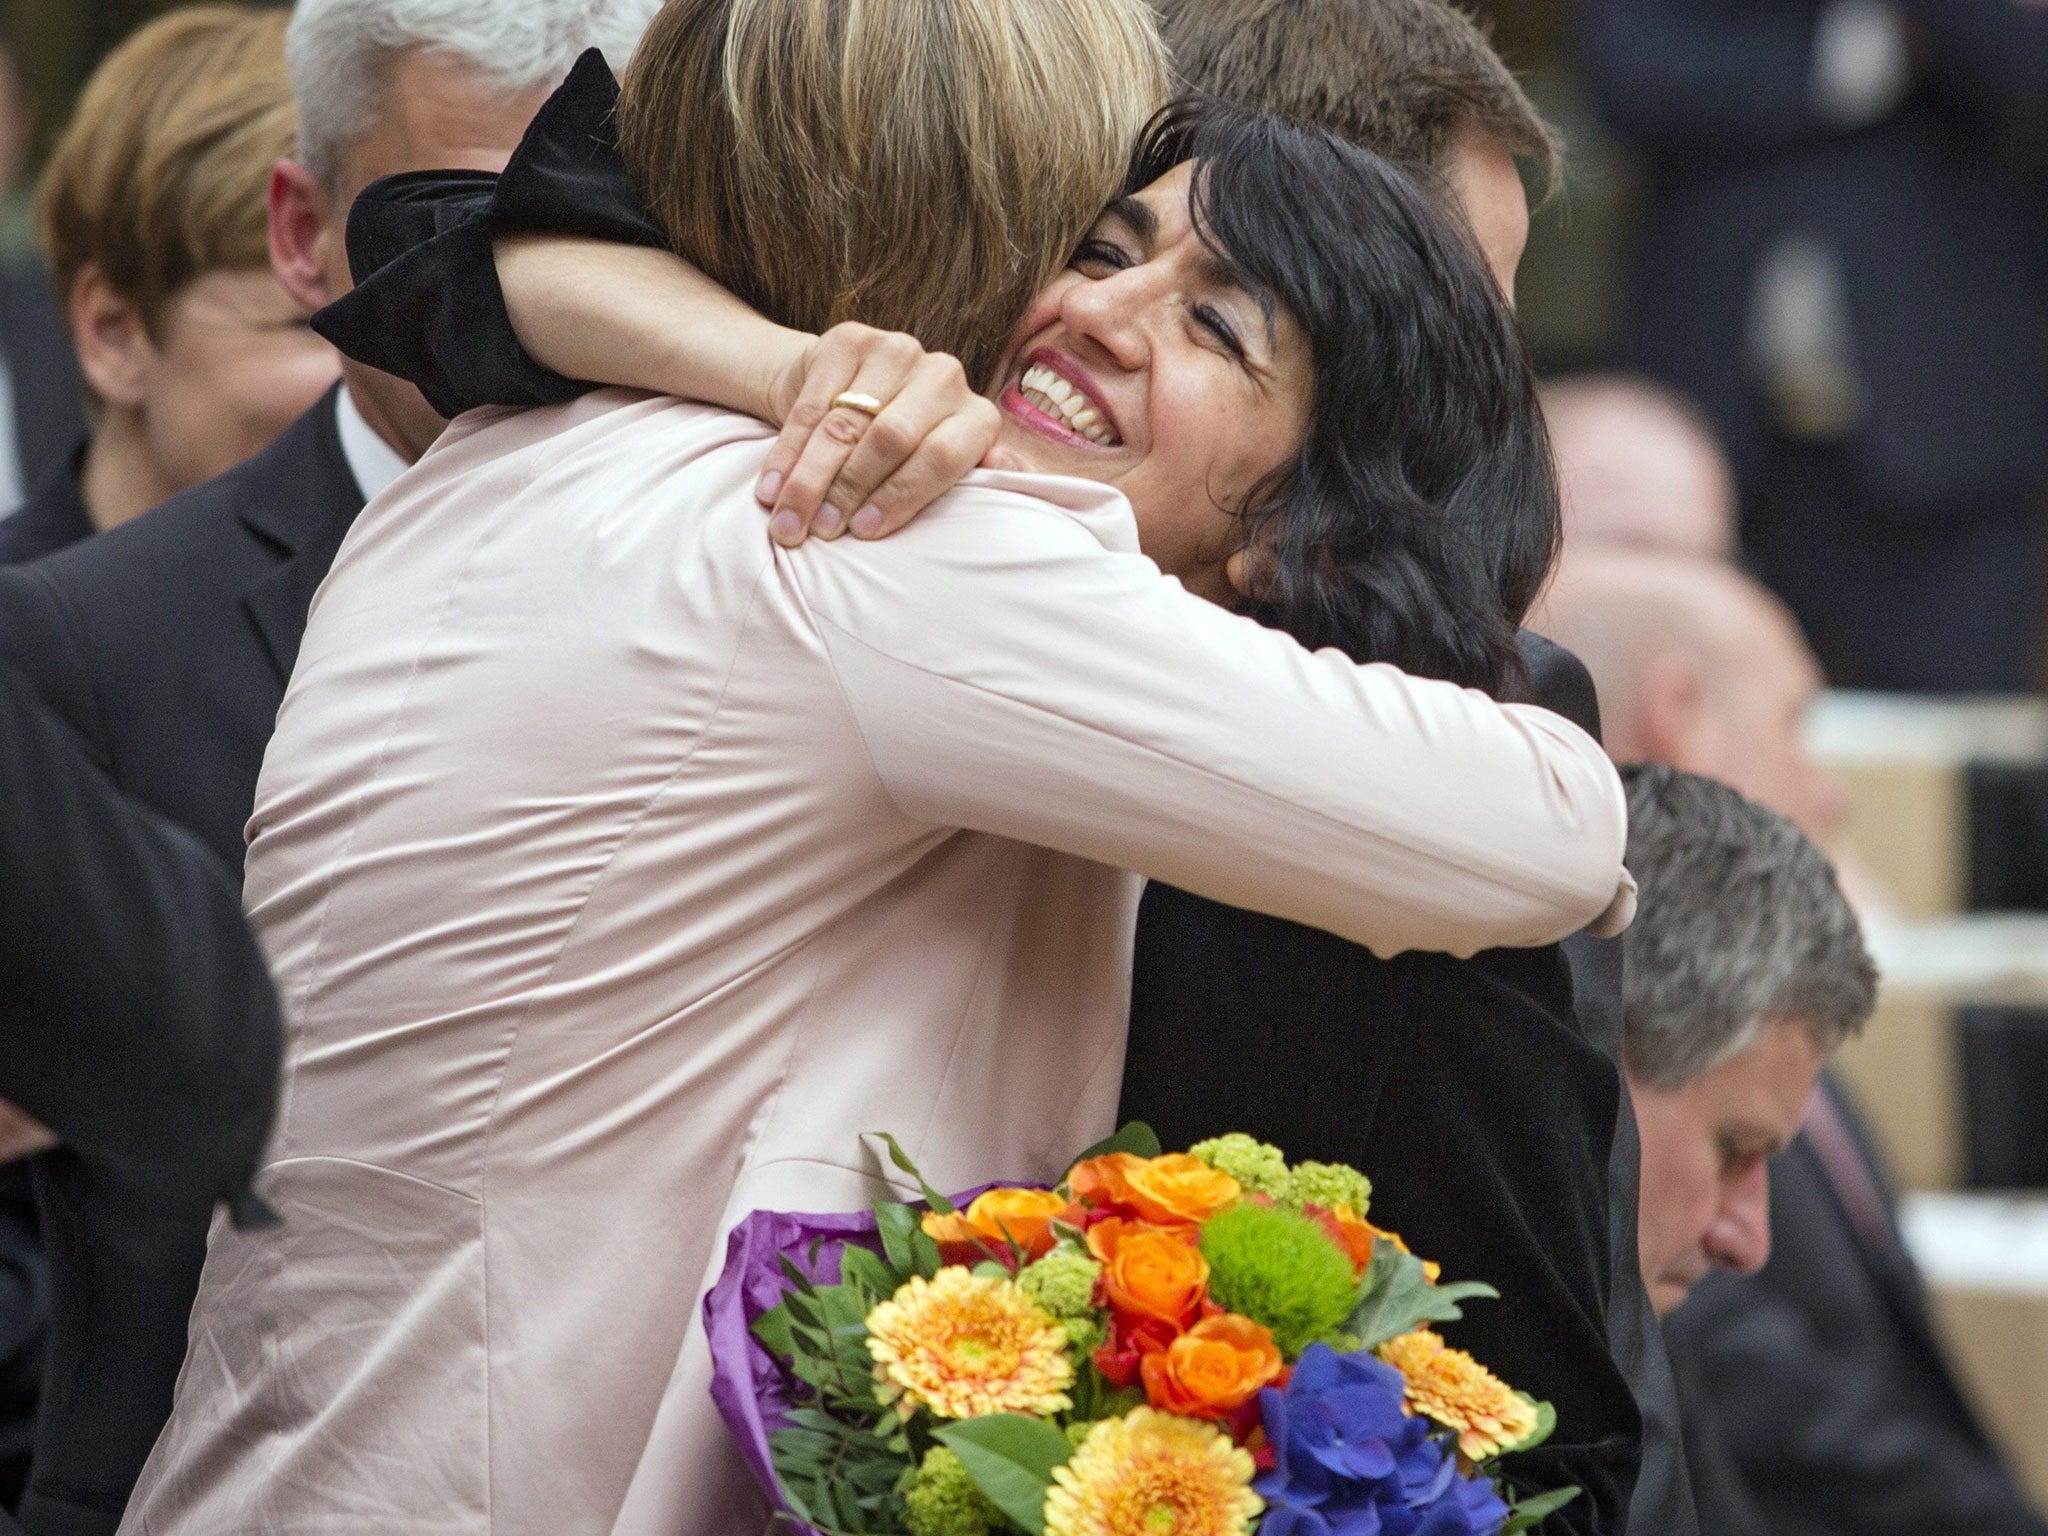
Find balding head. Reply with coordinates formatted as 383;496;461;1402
1533;549;1845;840
1542;375;1738;561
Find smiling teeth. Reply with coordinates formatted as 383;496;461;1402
1019;364;1117;445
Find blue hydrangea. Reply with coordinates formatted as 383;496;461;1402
1256;1344;1511;1536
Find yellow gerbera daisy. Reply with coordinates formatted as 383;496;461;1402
1044;1407;1261;1536
865;1268;1073;1420
1377;1328;1538;1463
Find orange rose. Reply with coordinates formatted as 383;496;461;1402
1139;1314;1284;1421
1069;1152;1143;1214
1306;1203;1442;1284
1305;1202;1378;1278
1087;1216;1209;1329
1072;1152;1241;1228
921;1188;1073;1266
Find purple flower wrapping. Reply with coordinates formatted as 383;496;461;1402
700;1187;1002;1530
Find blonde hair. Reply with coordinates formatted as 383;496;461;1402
37;6;296;340
618;0;1166;387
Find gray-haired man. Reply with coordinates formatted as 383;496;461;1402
1634;757;2048;1532
0;8;657;1530
1619;763;1877;1319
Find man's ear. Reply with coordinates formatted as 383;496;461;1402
268;159;338;316
1635;652;1709;770
68;262;153;409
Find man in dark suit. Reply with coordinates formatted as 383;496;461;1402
1607;768;1979;1533
0;1;641;1523
1580;0;2048;692
1666;1072;2048;1535
0;663;282;1536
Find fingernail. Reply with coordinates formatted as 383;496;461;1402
851;505;883;538
756;471;782;505
812;504;846;537
770;509;804;545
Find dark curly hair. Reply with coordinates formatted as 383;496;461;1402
1127;103;1558;698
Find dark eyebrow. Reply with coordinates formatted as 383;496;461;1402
1100;194;1157;245
1194;249;1278;357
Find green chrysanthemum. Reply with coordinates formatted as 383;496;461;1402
904;1446;1006;1536
1017;1243;1102;1320
1062;1314;1107;1357
1288;1160;1373;1218
1188;1133;1292;1199
1197;1201;1361;1359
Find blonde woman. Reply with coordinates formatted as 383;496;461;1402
126;8;1629;1535
0;6;337;565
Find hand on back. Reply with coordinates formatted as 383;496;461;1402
755;324;1016;546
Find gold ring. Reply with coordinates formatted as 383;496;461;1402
830;391;884;417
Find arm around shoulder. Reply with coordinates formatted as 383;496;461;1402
808;497;1633;959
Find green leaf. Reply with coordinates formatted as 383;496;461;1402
1345;1240;1498;1350
875;1202;921;1279
1502;1396;1557;1456
1066;1121;1161;1172
932;1415;1074;1536
752;1299;798;1360
1501;1485;1582;1533
909;1225;944;1278
867;1132;958;1215
837;1244;896;1300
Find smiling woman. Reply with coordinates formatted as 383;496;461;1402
987;104;1556;690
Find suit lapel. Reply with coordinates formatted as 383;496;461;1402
237;387;369;685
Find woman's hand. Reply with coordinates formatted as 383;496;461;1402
755;324;1015;546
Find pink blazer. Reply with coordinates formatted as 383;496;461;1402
123;392;1631;1535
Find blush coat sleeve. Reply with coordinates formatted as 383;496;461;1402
799;481;1634;958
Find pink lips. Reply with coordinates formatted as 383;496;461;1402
1001;348;1121;450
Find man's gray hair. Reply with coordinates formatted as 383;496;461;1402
287;0;663;189
1621;763;1877;1090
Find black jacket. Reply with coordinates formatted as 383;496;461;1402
1665;1075;2048;1536
0;662;282;1536
0;391;363;1533
0;455;91;568
1121;637;1686;1536
313;62;1693;1531
0;387;364;874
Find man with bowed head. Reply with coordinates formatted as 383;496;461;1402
0;4;658;1529
1617;765;1876;1324
1630;737;2048;1536
1619;765;2048;1531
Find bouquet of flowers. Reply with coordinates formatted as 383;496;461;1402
704;1126;1580;1536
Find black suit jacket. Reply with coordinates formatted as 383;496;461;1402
1581;0;2048;517
0;454;91;568
1665;1075;2048;1536
0;390;364;1534
0;387;364;874
0;261;86;515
